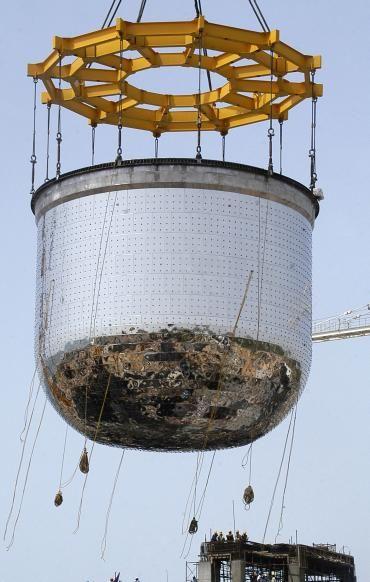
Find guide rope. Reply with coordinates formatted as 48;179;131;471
20;367;38;443
275;401;298;542
75;373;113;533
256;197;269;342
101;450;126;560
4;382;41;542
262;405;295;543
82;190;117;460
182;271;254;553
6;397;47;550
54;425;69;507
30;77;38;195
56;52;62;179
45;103;51;182
309;70;318;191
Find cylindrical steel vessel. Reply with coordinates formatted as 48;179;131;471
32;159;318;451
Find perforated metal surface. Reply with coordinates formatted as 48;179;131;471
34;162;315;449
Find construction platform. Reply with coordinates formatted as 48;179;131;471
187;540;356;581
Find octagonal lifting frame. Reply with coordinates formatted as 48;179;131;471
28;17;322;135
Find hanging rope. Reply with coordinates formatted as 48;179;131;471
309;70;318;191
181;271;254;554
241;443;253;469
6;397;47;550
194;451;216;522
91;191;118;339
195;28;203;161
256;201;269;341
180;451;216;559
91;124;96;166
84;189;117;454
101;450;125;560
45;103;51;182
20;367;38;443
275;402;298;542
61;462;79;489
30;77;38;195
74;373;113;533
4;382;41;542
115;35;124;165
242;443;254;509
54;425;68;507
262;406;295;543
56;52;62;179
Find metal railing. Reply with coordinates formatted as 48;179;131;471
312;307;370;342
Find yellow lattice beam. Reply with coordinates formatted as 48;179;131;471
28;17;322;134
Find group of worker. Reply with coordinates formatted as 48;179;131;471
109;576;140;582
211;530;248;543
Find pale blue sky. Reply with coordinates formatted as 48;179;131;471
0;1;369;581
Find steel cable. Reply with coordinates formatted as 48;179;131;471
137;0;147;22
248;0;270;32
30;77;38;195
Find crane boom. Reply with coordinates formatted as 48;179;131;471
312;304;370;342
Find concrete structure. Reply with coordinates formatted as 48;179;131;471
32;158;319;451
193;540;356;581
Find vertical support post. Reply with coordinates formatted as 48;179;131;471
288;545;305;581
198;561;214;582
231;559;245;582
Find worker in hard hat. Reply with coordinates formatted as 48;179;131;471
226;531;234;541
218;531;225;542
211;531;218;542
241;531;249;542
235;530;242;542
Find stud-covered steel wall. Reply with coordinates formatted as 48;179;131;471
33;160;318;450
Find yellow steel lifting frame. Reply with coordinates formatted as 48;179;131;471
27;17;322;134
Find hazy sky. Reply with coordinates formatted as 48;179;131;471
0;1;369;581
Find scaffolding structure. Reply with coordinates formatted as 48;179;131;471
191;540;356;582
